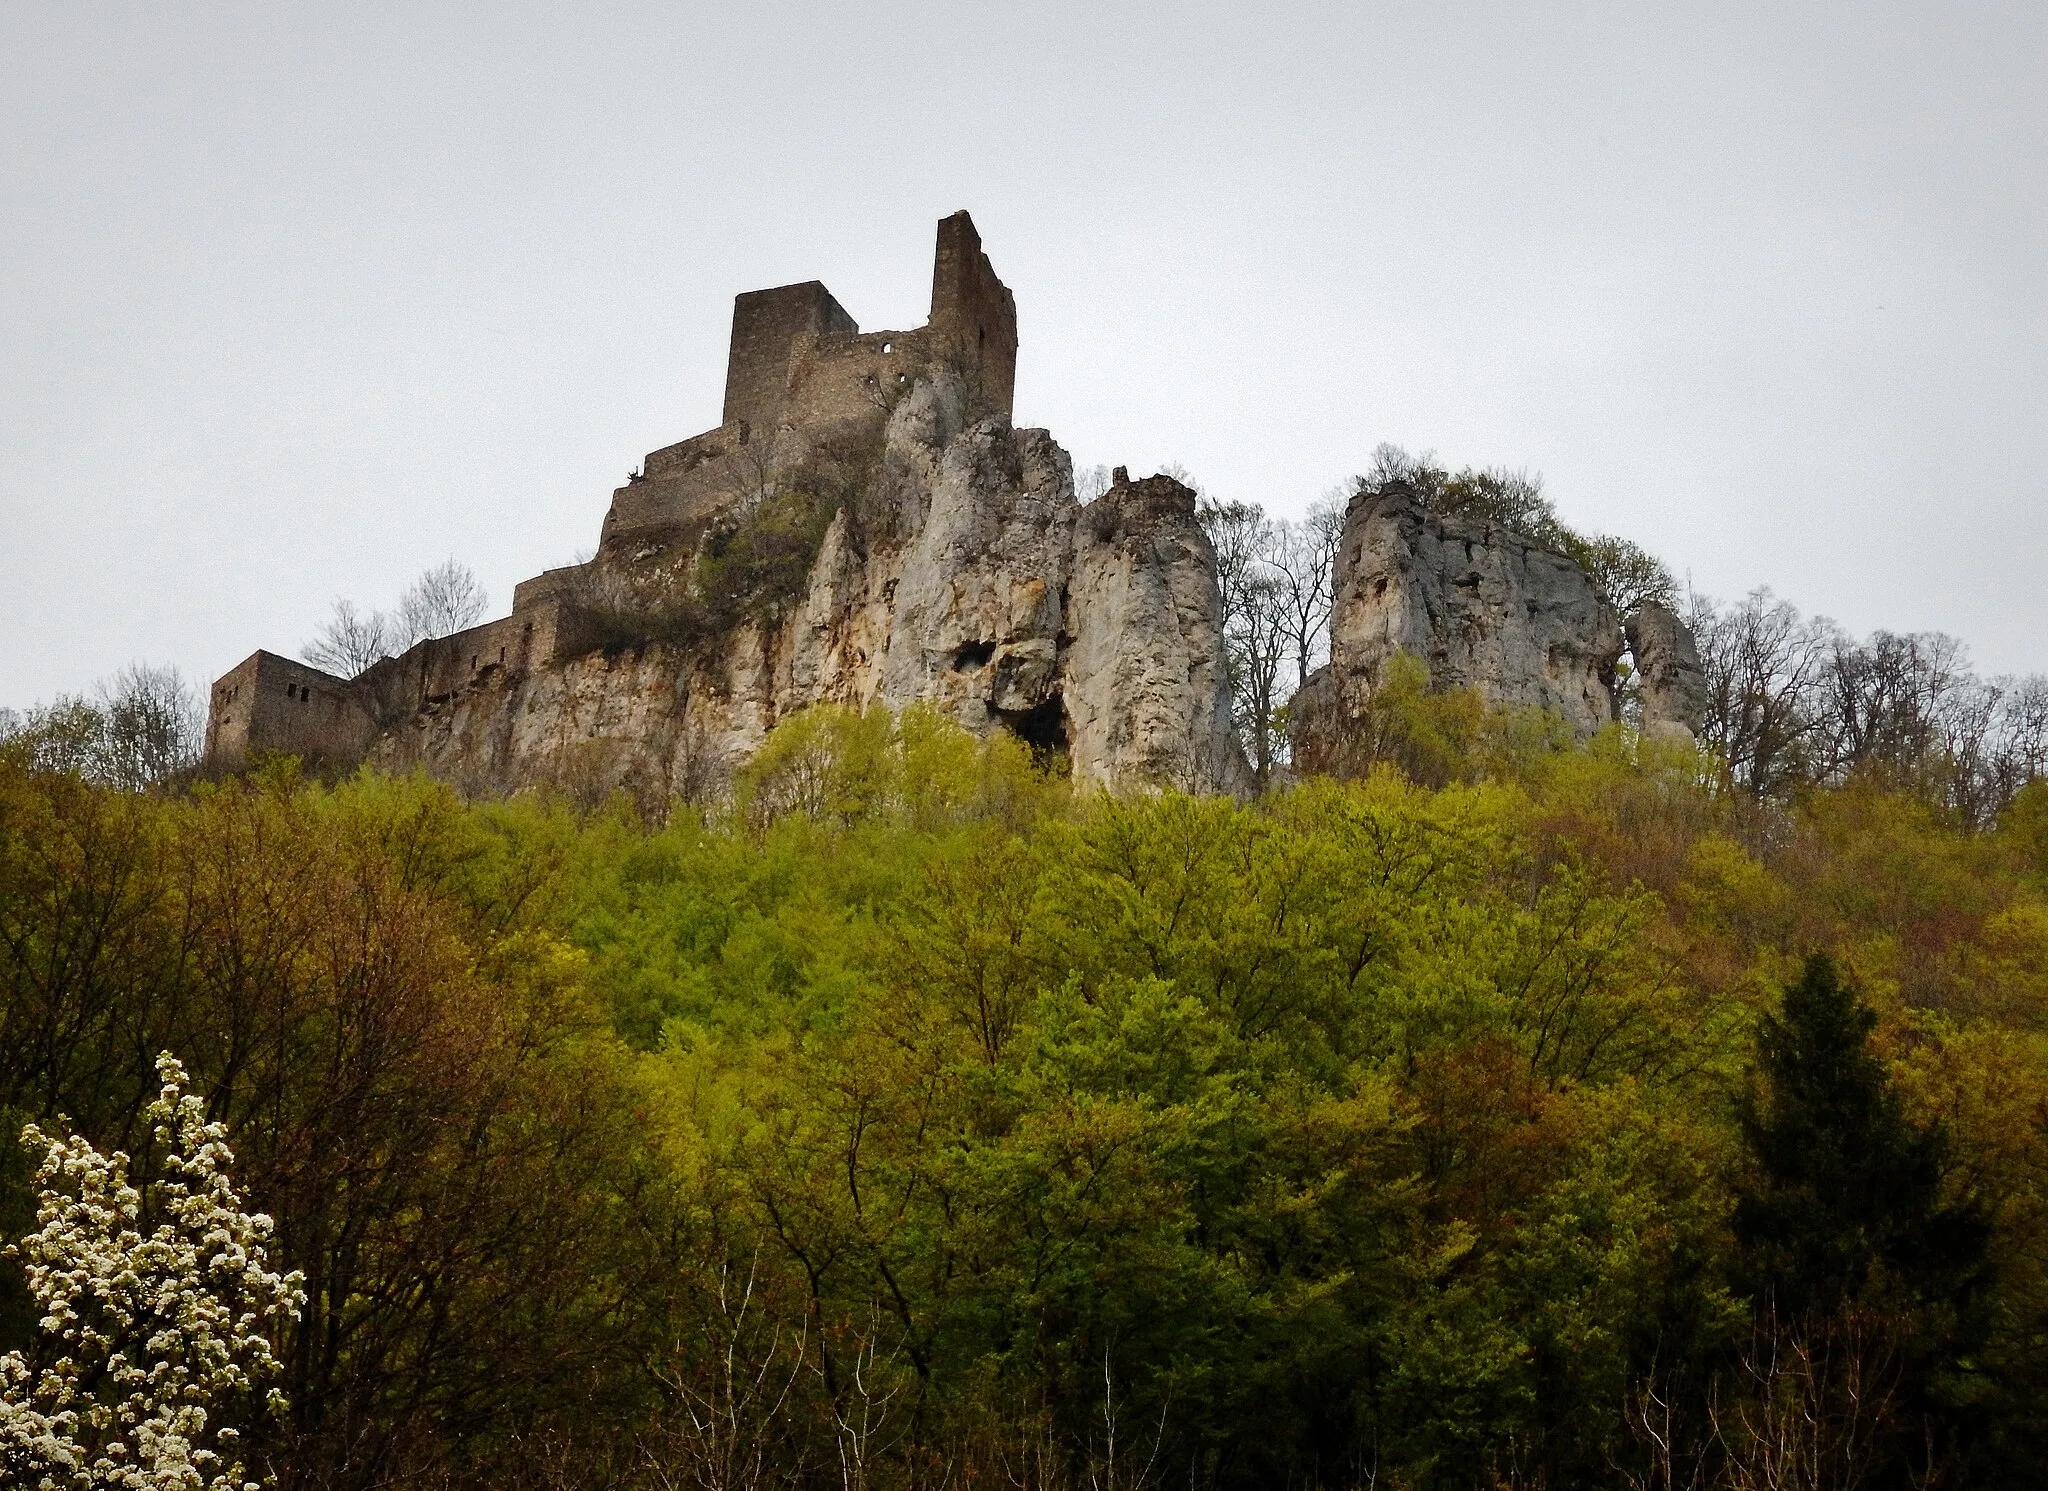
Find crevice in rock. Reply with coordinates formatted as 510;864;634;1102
998;692;1069;765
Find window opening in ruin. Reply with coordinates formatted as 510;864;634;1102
880;341;892;354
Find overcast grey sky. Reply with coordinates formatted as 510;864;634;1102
2;1;2043;708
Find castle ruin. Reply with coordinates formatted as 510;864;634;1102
206;213;1252;798
204;212;1703;800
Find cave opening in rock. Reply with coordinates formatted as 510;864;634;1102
999;693;1069;766
953;640;996;670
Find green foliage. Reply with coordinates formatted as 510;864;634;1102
1360;444;1678;615
736;702;1052;832
1325;651;1579;788
6;703;2048;1488
1736;954;1990;1320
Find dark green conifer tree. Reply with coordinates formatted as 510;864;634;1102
1733;953;1995;1483
1734;953;1988;1320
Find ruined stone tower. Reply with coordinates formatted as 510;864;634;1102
204;213;1252;799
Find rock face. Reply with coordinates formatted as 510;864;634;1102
1291;480;1624;770
1626;601;1709;743
1065;474;1249;790
204;215;1252;801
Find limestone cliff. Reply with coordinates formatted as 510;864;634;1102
202;210;1696;803
1290;479;1623;773
1288;475;1716;770
203;214;1251;800
358;382;1251;801
1625;601;1710;743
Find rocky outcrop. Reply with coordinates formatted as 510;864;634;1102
205;214;1252;802
1291;480;1623;768
203;210;1700;803
342;377;1251;802
1065;474;1253;792
1625;601;1709;743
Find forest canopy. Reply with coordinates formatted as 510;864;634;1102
4;698;2047;1490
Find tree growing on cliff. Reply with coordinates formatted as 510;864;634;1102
1355;444;1677;617
0;1053;304;1490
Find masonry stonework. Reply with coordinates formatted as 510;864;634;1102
203;212;1247;797
203;651;378;769
205;212;1697;796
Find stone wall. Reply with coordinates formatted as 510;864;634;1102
594;212;1018;568
926;210;1018;418
204;212;1250;801
355;376;1251;801
722;281;859;433
203;651;377;769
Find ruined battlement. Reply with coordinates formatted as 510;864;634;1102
203;211;1062;783
204;651;377;768
722;281;860;433
717;211;1014;444
597;210;1017;559
721;210;1014;437
197;205;1705;802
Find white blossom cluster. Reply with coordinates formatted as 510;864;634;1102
0;1054;305;1491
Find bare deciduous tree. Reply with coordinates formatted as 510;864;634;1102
396;557;490;645
96;662;204;788
1194;483;1350;786
304;560;489;677
1709;1310;1909;1491
641;1250;809;1491
1272;494;1344;693
1685;587;2048;821
304;598;396;677
1686;588;1836;796
1199;494;1289;782
0;663;202;789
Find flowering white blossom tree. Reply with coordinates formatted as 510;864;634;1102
0;1054;305;1490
